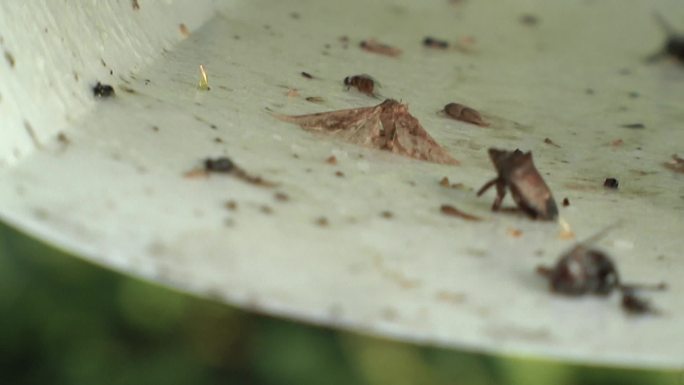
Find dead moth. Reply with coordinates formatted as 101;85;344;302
537;228;666;314
443;103;489;127
344;74;377;97
477;148;558;220
273;99;459;165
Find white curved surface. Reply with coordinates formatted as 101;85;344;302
1;0;683;369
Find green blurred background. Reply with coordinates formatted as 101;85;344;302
0;221;679;385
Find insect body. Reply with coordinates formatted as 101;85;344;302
477;148;558;220
536;230;667;314
343;75;377;97
443;103;489;127
93;82;115;98
648;13;684;63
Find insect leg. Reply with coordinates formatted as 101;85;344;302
476;178;498;197
491;180;507;211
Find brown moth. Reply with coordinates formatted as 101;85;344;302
443;103;489;127
477;148;557;220
344;74;377;97
272;99;459;165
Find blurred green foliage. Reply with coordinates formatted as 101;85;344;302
0;221;679;385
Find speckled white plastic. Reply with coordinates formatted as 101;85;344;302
0;0;683;369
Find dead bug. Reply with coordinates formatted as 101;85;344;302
423;36;449;49
664;154;684;173
443;103;489;127
536;227;666;313
344;74;377;97
301;71;314;79
272;99;458;165
477;148;558;220
647;13;684;63
359;39;402;57
93;82;115;98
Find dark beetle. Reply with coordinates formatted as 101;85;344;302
477;148;558;220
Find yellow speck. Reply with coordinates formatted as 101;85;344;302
558;217;575;240
198;64;209;90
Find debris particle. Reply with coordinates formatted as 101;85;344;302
477;148;558;220
205;157;234;173
439;177;464;189
260;205;273;214
664;154;684;173
305;96;325;103
453;36;477;53
621;123;645;129
151;125;160;132
273;99;459;165
435;291;466;304
621;289;657;315
186;156;276;187
519;14;539;26
585;88;595;95
4;50;15;68
93;82;115;98
225;200;238;210
380;211;394;219
443;103;489;127
301;71;314;79
628;91;639;98
423;36;449;49
335;171;345;177
507;228;523;238
543;137;561;148
344;74;377;97
603;178;619;189
198;64;210;90
214;137;223;143
359;39;402;57
119;85;137;94
611;139;624;147
439;176;450;187
132;0;140;10
290;12;301;20
325;155;337;165
179;23;190;37
315;217;329;227
440;204;481;221
286;88;300;98
57;132;70;145
562;197;570;207
274;192;289;202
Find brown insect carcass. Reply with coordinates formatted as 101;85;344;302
536;229;666;314
359;39;402;57
443;103;489;127
344;74;377;97
272;99;458;165
477;148;558;220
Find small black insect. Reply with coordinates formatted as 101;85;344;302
423;36;449;49
477;148;558;220
537;227;667;314
603;177;619;189
204;157;234;173
93;82;115;98
301;71;314;79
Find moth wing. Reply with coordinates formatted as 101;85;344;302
391;112;459;165
272;105;380;133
